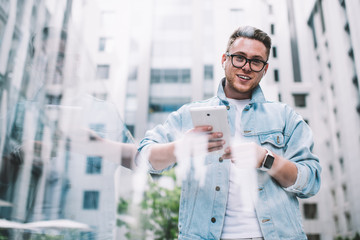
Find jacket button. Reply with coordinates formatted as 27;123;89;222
211;217;216;223
226;105;230;110
219;157;223;162
215;186;220;191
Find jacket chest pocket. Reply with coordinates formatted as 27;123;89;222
258;131;285;148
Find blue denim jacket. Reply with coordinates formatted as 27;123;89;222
138;79;321;240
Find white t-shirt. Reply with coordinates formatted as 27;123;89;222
220;98;263;239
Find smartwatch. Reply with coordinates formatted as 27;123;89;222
259;148;275;171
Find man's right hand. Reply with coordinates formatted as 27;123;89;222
188;125;226;153
146;125;226;171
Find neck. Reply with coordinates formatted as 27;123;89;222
224;84;252;100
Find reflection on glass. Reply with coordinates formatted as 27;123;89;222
0;1;140;239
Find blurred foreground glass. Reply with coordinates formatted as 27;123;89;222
0;22;140;239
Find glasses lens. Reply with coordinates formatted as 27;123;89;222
249;59;265;72
232;55;246;68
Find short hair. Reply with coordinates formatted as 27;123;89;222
226;26;272;60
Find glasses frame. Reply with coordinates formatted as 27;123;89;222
226;52;268;72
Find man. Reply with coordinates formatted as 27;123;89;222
137;26;321;240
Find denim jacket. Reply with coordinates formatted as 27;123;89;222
138;79;321;240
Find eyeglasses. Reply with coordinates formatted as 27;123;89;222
226;52;267;72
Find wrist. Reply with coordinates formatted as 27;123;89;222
259;148;275;171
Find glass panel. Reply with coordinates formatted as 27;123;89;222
0;1;328;240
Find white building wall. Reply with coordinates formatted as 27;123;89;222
294;0;360;238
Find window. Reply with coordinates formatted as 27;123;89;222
345;212;352;231
274;69;279;82
181;69;191;83
344;22;350;33
86;156;102;174
307;234;320;240
339;0;346;8
268;4;273;14
342;184;348;201
318;0;326;33
151;69;161;83
149;103;184;113
348;48;354;59
164;69;178;83
331;189;337;206
293;94;307;107
353;75;358;87
46;94;62;105
329;164;334;177
89;123;106;140
327;61;332;69
96;65;110;79
98;37;114;52
10;103;25;142
334;215;340;233
339;157;344;171
34;141;42;157
83;191;99;210
204;65;213;80
126;125;135;136
336;131;341;145
304;203;318;219
128;66;138;80
308;14;317;49
149;97;190;113
150;68;191;83
92;93;107;101
270;24;275;35
272;46;277;58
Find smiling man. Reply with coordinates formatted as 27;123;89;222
137;26;321;240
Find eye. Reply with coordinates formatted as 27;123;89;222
234;55;245;62
251;59;263;66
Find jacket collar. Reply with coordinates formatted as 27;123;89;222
216;78;266;104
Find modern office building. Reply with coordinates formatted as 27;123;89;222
294;0;360;239
125;0;360;239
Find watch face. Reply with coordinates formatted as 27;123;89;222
264;155;275;169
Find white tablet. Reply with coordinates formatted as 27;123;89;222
190;105;231;154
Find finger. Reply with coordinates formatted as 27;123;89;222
208;132;223;140
208;145;224;152
224;146;231;154
208;139;225;151
223;152;232;159
191;125;213;133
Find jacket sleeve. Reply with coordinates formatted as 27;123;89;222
137;109;184;174
282;106;322;198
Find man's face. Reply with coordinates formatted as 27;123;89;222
221;37;269;99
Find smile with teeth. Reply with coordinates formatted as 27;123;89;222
237;74;251;80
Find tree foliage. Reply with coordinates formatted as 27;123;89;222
336;232;360;240
117;169;181;240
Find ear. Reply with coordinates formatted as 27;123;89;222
221;54;227;68
263;63;269;76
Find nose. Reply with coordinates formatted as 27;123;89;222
241;60;252;72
